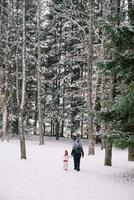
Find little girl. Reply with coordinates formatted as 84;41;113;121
63;150;70;171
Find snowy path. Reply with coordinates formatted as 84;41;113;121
0;138;134;200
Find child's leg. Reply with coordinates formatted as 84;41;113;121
63;162;68;170
63;162;66;170
65;162;68;170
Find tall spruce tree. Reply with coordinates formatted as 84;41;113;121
98;0;134;162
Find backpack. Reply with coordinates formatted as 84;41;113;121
74;146;82;154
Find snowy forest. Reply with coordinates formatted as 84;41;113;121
0;1;134;199
0;0;134;162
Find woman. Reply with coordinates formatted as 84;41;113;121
71;137;84;171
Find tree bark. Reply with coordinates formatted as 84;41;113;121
55;118;60;140
18;109;26;159
2;105;8;141
60;82;65;137
128;146;134;161
103;78;114;166
37;0;44;145
0;0;11;142
18;0;26;159
61;119;64;137
105;140;112;166
34;91;38;135
86;0;95;155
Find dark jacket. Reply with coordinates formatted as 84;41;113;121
71;139;84;157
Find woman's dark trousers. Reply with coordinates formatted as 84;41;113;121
73;154;81;171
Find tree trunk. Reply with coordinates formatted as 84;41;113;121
80;114;84;138
2;105;8;141
0;0;10;142
60;119;64;137
37;0;44;145
43;122;45;136
13;118;19;135
128;0;134;25
18;0;26;159
0;71;9;141
128;146;134;161
104;77;114;166
52;121;55;136
60;83;65;137
105;140;112;166
18;110;26;159
55;118;59;140
34;91;38;135
50;119;53;136
86;0;95;155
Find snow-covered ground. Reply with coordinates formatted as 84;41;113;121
0;137;134;200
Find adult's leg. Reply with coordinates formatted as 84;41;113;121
73;155;77;170
76;155;81;171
